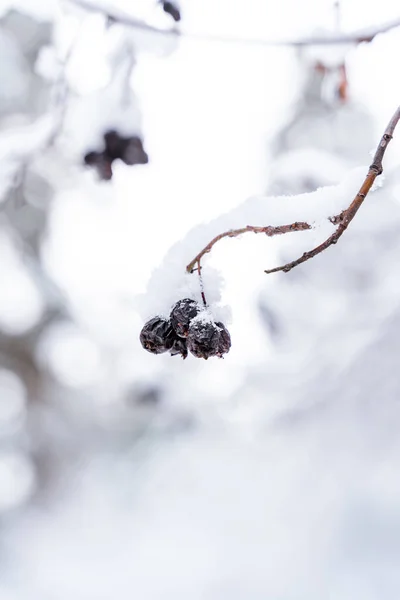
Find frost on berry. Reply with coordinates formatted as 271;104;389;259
187;320;231;359
139;317;175;354
170;298;201;338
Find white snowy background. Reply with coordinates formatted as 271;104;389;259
1;0;400;598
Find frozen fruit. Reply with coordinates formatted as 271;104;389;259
140;317;175;354
170;298;201;338
187;320;231;359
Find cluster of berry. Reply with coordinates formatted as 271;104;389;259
140;298;231;360
84;130;148;180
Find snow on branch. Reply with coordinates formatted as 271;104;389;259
69;0;400;48
185;105;400;280
140;104;400;334
140;165;365;329
264;104;400;274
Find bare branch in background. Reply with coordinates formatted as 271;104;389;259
70;0;400;47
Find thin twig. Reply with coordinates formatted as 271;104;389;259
186;105;400;279
265;104;400;274
196;260;208;306
69;0;400;48
186;223;311;273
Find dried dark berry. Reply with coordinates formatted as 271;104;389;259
104;130;126;160
161;1;181;22
214;322;231;356
83;151;113;180
140;317;188;358
140;317;175;354
84;131;148;179
170;336;188;359
187;320;231;359
84;151;100;166
170;298;201;338
121;136;149;166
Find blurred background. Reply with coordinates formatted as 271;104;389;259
1;0;400;598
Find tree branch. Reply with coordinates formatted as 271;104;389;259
265;104;400;274
186;222;311;274
186;105;400;279
69;0;400;48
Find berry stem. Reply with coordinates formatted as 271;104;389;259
197;259;208;307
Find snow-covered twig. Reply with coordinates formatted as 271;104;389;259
186;105;400;278
69;0;400;48
186;222;311;274
265;104;400;274
69;0;180;35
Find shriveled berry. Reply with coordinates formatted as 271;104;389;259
122;136;149;166
161;1;181;22
84;131;148;179
170;336;188;359
83;151;113;180
140;317;175;354
170;298;201;338
104;130;126;160
187;320;231;359
84;151;100;166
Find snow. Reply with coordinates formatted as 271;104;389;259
301;34;352;67
0;451;36;512
140;166;369;320
0;369;26;429
0;0;58;21
0;113;59;201
62;68;143;156
0;232;45;334
37;321;103;388
268;147;347;194
1;0;400;599
0;113;57;158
